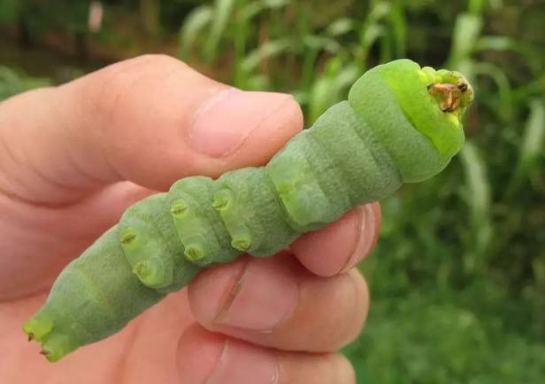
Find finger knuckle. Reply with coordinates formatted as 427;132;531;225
330;354;357;384
312;354;356;384
79;54;185;126
133;53;190;70
338;270;369;347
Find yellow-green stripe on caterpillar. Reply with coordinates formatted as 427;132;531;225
23;59;474;362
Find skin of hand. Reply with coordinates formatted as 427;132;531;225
0;55;380;384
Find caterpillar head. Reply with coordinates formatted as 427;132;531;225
349;59;474;182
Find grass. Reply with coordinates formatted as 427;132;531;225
0;66;51;100
346;283;545;384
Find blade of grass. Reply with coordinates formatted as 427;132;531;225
0;66;51;101
234;0;292;86
240;38;294;76
475;36;545;75
459;142;493;272
204;0;236;63
308;57;359;123
139;0;161;35
325;17;356;37
300;34;342;92
356;1;391;71
388;1;407;58
178;5;213;61
468;0;488;16
505;99;545;198
448;13;483;68
473;62;513;121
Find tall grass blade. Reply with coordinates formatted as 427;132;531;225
506;99;545;198
178;6;213;61
356;1;392;69
240;39;294;74
204;0;236;63
448;13;483;67
459;142;492;272
389;1;407;58
475;36;544;74
325;17;356;37
140;0;161;35
0;66;52;101
308;59;359;123
473;62;513;121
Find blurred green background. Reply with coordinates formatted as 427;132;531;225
1;0;545;382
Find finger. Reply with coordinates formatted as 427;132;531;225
0;54;303;204
176;324;356;384
0;182;152;300
188;253;369;352
291;203;381;277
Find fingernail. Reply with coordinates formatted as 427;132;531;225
215;258;299;332
190;89;293;158
206;340;278;384
340;204;379;273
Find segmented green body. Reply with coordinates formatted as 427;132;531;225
23;59;473;362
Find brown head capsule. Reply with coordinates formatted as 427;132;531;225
428;83;463;113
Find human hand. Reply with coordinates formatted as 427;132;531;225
0;55;380;384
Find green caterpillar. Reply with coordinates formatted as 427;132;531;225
22;59;473;362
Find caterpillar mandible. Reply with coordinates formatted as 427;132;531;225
23;59;474;362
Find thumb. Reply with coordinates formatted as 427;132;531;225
0;54;303;204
